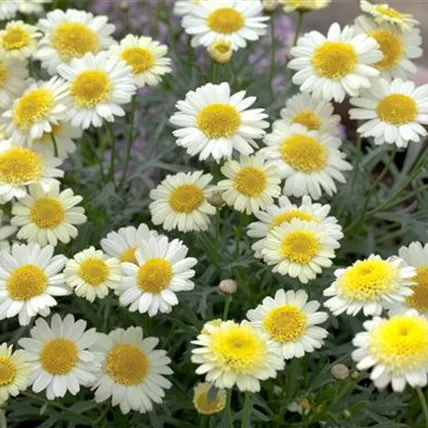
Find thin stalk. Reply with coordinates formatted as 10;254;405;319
226;389;234;428
50;133;59;158
223;295;231;320
212;63;218;83
241;392;252;428
268;12;276;97
417;387;428;428
351;132;361;189
292;12;304;47
107;122;116;184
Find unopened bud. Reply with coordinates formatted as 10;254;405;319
207;190;225;207
263;0;278;12
299;398;310;411
343;409;352;418
350;370;359;380
219;279;237;295
120;1;129;11
330;364;350;380
208;39;233;65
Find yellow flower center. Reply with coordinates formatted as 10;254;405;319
263;304;307;343
375;5;403;19
280;230;320;264
52;22;99;62
169;184;205;214
312;41;357;80
78;258;110;286
280;135;327;173
196;103;241;139
376;94;417;125
234;166;267;197
210;325;266;373
339;259;397;300
13;89;55;131
30;197;65;229
1;26;30;50
194;384;226;415
0;147;44;185
0;356;16;386
0;63;8;88
137;258;173;293
106;343;149;385
121;47;154;74
7;264;48;301
40;338;78;375
70;70;112;108
212;39;232;55
405;267;428;312
368;29;403;71
207;8;244;34
120;246;138;264
270;210;314;230
369;316;428;372
291;109;322;131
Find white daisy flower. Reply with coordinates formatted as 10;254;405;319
91;326;172;414
19;0;52;15
247;289;329;359
0;208;17;251
1;77;70;146
0;0;18;21
262;218;339;284
0;343;32;405
0;140;63;204
354;15;422;80
247;195;343;258
352;311;428;392
170;82;269;162
182;1;269;51
360;0;418;33
57;52;137;129
119;235;197;317
350;78;428;148
218;154;281;215
11;179;87;247
0;21;41;60
0;56;29;110
31;121;82;160
280;0;330;13
150;171;216;233
174;0;198;16
36;8;115;75
0;243;69;326
278;92;341;136
64;246;122;303
289;22;382;102
19;314;99;400
101;223;159;265
324;254;416;316
192;320;284;392
262;123;352;200
388;242;428;318
109;34;172;88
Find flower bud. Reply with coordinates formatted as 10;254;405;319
330;363;350;380
207;190;225;207
263;0;278;12
219;279;237;295
208;40;233;65
120;1;129;11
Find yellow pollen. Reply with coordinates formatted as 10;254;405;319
212;40;231;55
106;343;149;385
0;356;16;386
196;104;240;139
0;63;8;88
312;41;357;79
369;316;428;372
234;167;267;197
169;184;205;213
194;383;226;415
121;47;154;74
70;70;112;108
40;338;78;375
39;124;64;144
137;258;173;293
376;94;417;125
30;197;65;229
405;267;428;312
280;230;320;264
120;246;138;264
280;135;327;173
13;89;55;131
1;26;30;50
7;264;48;301
291;110;322;131
78;258;109;286
207;8;244;34
263;305;307;343
368;29;403;71
0;147;44;185
210;324;266;373
375;5;403;19
52;22;99;62
339;259;397;300
270;210;314;230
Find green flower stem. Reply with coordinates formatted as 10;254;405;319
107;122;116;184
351;132;362;189
417;387;428;428
241;392;252;428
292;12;304;47
223;295;232;320
50;133;59;158
268;12;276;97
226;389;234;428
